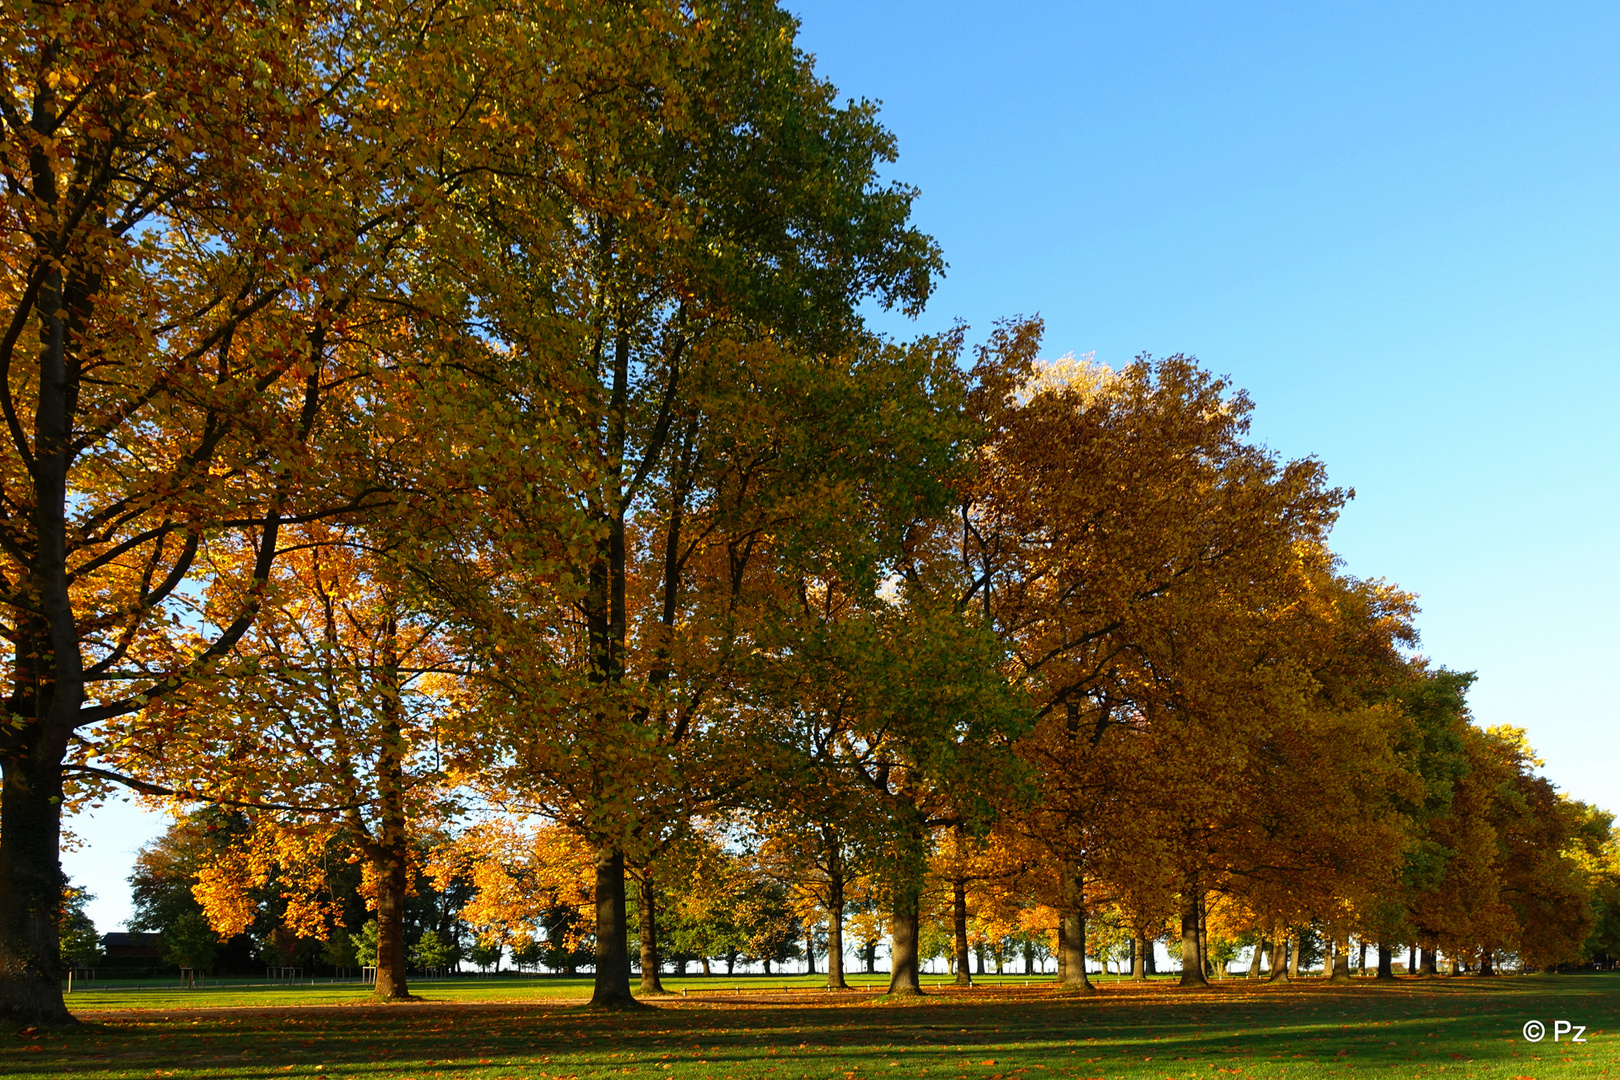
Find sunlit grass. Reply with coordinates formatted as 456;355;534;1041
2;971;1612;1078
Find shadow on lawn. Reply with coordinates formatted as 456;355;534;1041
6;973;1616;1078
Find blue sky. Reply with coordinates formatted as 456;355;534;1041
67;0;1620;932
784;1;1618;797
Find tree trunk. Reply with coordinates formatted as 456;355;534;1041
1418;946;1437;977
1178;890;1207;988
372;846;411;998
0;197;87;1025
1329;935;1352;982
700;957;711;975
887;889;922;995
975;944;985;975
1247;940;1264;979
1286;933;1301;979
953;870;972;987
1197;893;1211;977
1268;927;1290;982
825;872;847;989
1358;940;1368;976
1376;943;1396;980
804;932;816;976
366;643;414;1001
1059;863;1094;992
1145;943;1157;975
590;848;636;1006
637;871;663;994
1056;923;1067;981
1480;950;1495;976
1133;934;1149;980
0;736;71;1024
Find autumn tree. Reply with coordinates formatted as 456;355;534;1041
0;0;456;1020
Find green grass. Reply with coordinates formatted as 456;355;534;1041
3;972;1615;1079
51;973;1054;1012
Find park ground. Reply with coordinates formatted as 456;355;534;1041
2;972;1615;1079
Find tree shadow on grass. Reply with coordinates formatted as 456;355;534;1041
9;973;1617;1078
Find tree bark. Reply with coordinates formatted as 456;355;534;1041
1418;946;1438;977
1197;893;1211;978
887;888;922;995
372;846;411;998
1286;933;1300;979
357;627;414;1001
825;870;847;989
804;932;816;976
1329;935;1352;982
952;869;972;987
1376;943;1396;980
637;871;663;994
1058;863;1094;992
0;732;71;1023
590;847;636;1006
1268;927;1290;982
1178;890;1208;988
1247;939;1264;979
1133;934;1149;980
1480;950;1495;976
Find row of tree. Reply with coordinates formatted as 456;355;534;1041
2;0;1614;1025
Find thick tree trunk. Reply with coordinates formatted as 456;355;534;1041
825;872;847;989
1056;923;1067;981
700;957;710;975
1133;934;1149;980
1358;940;1368;976
0;739;71;1024
887;889;922;995
1418;946;1438;977
1059;863;1094;992
1;251;87;1025
1287;934;1301;979
804;932;816;976
1268;928;1290;982
372;847;411;998
1178;891;1208;988
975;944;985;975
1329;936;1352;982
637;871;664;994
1247;940;1264;979
1376;943;1396;980
590;848;636;1006
1480;950;1495;976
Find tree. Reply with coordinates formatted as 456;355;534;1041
0;0;453;1021
431;0;942;1008
58;882;98;969
163;911;218;974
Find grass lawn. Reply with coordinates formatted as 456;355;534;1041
2;972;1614;1079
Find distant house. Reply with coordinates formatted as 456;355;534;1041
101;932;163;960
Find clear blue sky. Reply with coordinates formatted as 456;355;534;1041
67;0;1620;932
